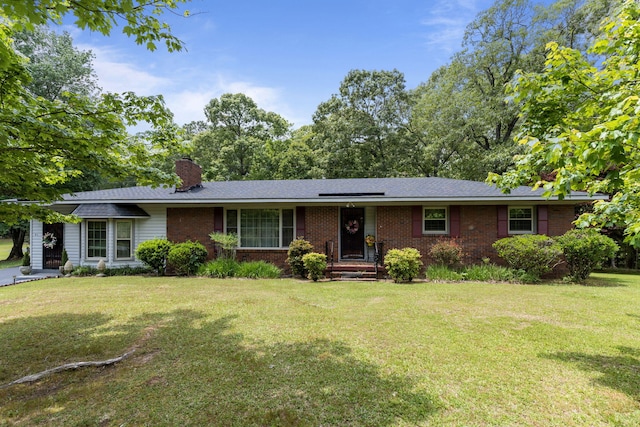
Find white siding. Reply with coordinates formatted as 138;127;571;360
135;204;167;244
64;223;81;266
364;207;376;238
31;220;43;270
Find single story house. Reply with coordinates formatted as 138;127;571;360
29;159;603;272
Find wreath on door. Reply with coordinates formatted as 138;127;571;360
42;232;57;249
345;219;359;234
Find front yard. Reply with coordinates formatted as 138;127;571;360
1;274;639;426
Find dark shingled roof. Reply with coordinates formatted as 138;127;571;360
57;177;600;205
71;203;150;218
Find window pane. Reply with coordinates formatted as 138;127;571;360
424;208;447;232
117;240;131;258
116;221;131;239
87;221;107;258
241;209;280;247
282;209;294;246
509;208;533;232
226;209;238;234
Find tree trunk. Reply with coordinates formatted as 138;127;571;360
7;227;26;260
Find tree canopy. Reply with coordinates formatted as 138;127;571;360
0;0;189;224
489;0;640;245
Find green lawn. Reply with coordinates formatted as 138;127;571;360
0;238;21;269
1;274;639;426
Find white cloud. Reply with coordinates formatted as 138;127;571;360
420;0;482;53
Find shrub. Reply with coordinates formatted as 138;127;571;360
429;239;464;268
167;241;208;276
556;229;619;282
136;239;173;275
463;264;515;282
105;266;152;276
425;264;464;282
198;258;240;278
61;248;68;265
71;266;97;276
236;261;282;279
384;247;423;283
21;249;30;267
492;234;562;280
209;232;238;260
302;252;327;282
286;238;313;278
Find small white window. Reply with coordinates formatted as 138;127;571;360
424;207;448;235
115;220;133;259
509;207;535;234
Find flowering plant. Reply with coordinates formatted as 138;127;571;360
345;220;359;234
42;232;57;249
365;235;376;246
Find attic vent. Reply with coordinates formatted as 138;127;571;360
318;192;385;197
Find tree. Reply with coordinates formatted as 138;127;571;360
312;69;417;178
411;0;616;181
489;0;640;246
0;0;188;227
190;93;291;181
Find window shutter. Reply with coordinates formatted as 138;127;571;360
296;206;306;238
213;207;224;233
412;206;423;238
537;205;548;235
497;205;508;238
450;205;461;238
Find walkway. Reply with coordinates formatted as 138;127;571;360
0;267;61;287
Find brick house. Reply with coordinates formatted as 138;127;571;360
29;159;602;273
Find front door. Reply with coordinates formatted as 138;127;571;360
340;208;365;260
43;223;64;269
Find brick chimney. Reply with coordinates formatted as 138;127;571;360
175;158;202;192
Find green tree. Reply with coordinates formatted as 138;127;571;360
490;0;640;245
312;69;416;178
411;0;616;181
0;0;188;226
190;93;291;181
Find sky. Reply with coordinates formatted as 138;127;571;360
62;0;499;129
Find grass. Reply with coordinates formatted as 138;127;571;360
1;273;640;426
0;238;21;269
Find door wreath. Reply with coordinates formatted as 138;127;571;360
345;220;359;234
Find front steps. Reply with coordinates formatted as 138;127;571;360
328;262;384;281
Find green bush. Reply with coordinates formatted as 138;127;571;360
286;238;313;278
61;248;68;266
425;264;464;282
209;232;238;260
384;247;423;283
236;261;282;279
136;239;173;275
492;234;562;280
21;249;30;267
463;264;515;282
167;241;208;276
429;239;464;268
556;229;619;282
71;265;152;277
302;252;327;282
198;258;240;278
71;266;97;276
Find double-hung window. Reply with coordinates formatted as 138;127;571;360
509;207;535;234
226;208;294;248
423;207;448;235
87;220;107;258
116;221;133;259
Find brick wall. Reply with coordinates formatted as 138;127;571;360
304;206;340;262
167;207;217;258
377;204;577;265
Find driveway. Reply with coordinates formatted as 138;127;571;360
0;267;61;287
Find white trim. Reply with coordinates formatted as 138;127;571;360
508;206;536;234
226;207;295;249
85;220;108;260
115;220;134;260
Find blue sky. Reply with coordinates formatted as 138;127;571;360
64;0;498;128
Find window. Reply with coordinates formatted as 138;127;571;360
423;207;448;234
509;207;534;234
227;208;294;248
116;221;133;259
87;220;107;258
